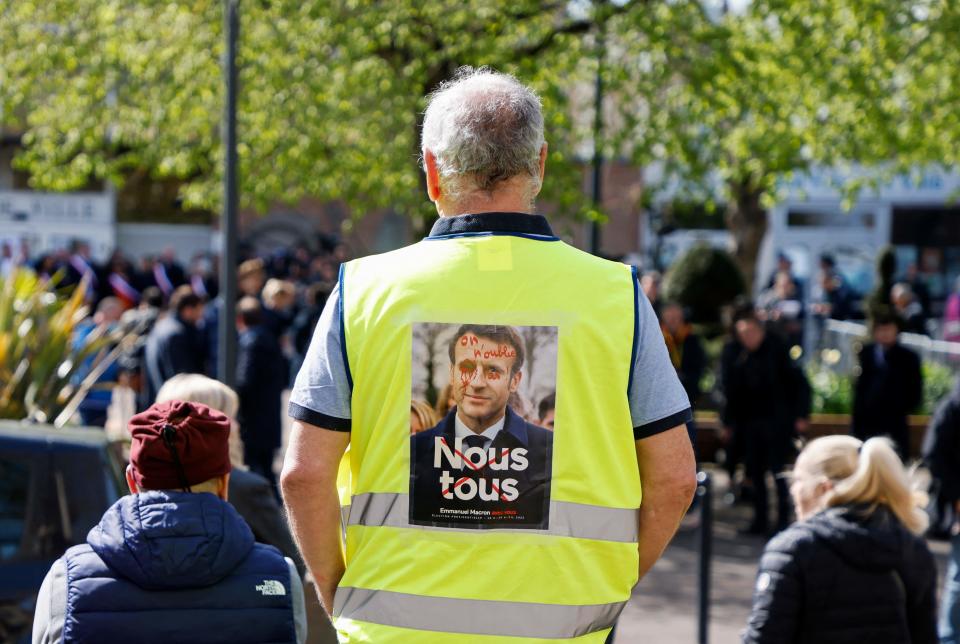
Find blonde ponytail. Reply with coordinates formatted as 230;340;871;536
825;437;928;534
794;435;928;535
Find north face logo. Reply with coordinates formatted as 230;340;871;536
255;579;287;596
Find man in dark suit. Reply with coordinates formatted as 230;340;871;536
410;324;553;529
236;296;288;491
853;313;923;459
721;305;810;535
157;246;188;290
143;285;206;405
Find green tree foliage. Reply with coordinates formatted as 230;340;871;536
0;0;616;221
662;243;745;324
2;1;956;273
608;0;957;286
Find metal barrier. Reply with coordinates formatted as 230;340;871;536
697;471;713;644
819;319;960;374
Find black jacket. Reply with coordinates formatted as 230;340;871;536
743;505;937;644
922;380;960;504
236;325;288;450
720;333;810;430
823;283;856;321
143;314;206;402
292;304;323;358
852;342;922;445
229;469;306;577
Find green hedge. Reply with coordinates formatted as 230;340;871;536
807;360;955;415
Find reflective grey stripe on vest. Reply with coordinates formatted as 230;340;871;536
347;492;638;543
339;504;350;541
334;586;625;638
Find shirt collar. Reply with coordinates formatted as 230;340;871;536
454;412;506;444
427;212;556;239
875;343;887;363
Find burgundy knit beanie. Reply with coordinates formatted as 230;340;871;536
128;400;231;490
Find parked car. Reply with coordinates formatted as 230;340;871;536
0;422;124;643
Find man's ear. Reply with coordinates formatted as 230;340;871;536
424;149;441;202
510;370;523;392
125;465;139;495
529;143;548;199
538;142;548;183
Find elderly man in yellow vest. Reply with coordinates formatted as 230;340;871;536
282;67;697;643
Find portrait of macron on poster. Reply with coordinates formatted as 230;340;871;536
409;323;557;530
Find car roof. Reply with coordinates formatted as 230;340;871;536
0;421;110;449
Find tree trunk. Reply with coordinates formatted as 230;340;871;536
724;178;768;297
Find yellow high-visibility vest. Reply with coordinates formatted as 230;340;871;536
336;224;641;643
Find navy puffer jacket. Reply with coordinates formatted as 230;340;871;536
743;505;937;644
62;490;296;644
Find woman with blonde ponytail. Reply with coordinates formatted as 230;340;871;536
743;435;937;643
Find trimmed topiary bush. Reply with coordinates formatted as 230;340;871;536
662;243;746;325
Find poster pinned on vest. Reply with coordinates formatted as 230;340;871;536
409;323;557;530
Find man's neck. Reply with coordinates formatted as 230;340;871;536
438;204;534;217
437;190;534;217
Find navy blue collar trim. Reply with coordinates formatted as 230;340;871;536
427;212;557;240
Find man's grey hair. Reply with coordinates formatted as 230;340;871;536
421;67;545;201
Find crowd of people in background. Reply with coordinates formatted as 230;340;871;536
3;237;351;491
8;237;957;524
639;253;958;642
7;234;960;641
0;237;348;303
15;237;352;642
640;255;932;529
756;251;941;341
